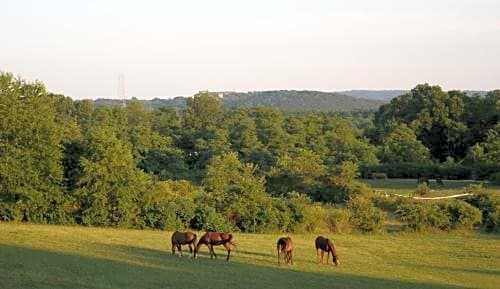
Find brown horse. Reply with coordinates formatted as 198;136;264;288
277;237;293;266
195;232;233;261
315;236;340;265
171;231;197;257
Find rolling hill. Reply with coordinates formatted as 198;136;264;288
92;90;386;111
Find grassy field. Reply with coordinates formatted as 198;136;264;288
362;178;500;196
1;223;499;289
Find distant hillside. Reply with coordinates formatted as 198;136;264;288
341;89;489;100
93;90;386;111
341;90;407;101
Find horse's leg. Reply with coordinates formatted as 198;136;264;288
211;245;217;259
188;243;193;254
321;250;324;264
178;245;183;257
194;241;205;259
290;250;294;265
224;242;231;261
316;248;320;264
171;242;176;255
206;244;213;259
326;250;330;264
277;247;281;266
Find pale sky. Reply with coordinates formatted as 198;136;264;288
1;0;499;99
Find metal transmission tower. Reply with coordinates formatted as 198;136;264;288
118;73;126;107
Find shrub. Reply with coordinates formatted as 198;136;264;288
286;192;326;233
347;196;386;233
190;204;234;232
441;200;482;230
414;183;430;196
395;201;450;231
325;161;374;203
324;206;351;233
138;180;197;230
226;195;286;233
372;195;399;211
489;172;500;185
465;193;500;232
0;201;21;222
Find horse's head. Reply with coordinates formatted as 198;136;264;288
333;254;340;266
328;239;340;266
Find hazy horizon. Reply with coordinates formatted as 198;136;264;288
2;0;499;99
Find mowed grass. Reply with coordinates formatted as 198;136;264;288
1;223;499;289
362;178;500;196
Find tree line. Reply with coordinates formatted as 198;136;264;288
0;72;498;233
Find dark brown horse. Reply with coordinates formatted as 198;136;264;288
277;237;293;266
195;232;233;261
171;231;197;257
315;236;339;265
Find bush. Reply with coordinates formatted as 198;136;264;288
226;195;286;233
0;201;21;222
414;183;430;196
138;180;197;230
190;204;234;232
441;200;482;230
372;195;399;211
140;199;195;230
286;192;326;233
395;201;450;231
325;161;374;203
489;172;500;185
347;196;386;233
324;206;351;233
465;193;500;232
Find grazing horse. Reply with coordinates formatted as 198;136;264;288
315;236;340;265
276;237;293;266
171;231;197;257
436;177;444;186
195;232;233;261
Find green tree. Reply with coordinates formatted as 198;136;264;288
251;107;290;156
75;125;149;227
0;73;66;223
323;117;378;166
182;91;223;130
223;108;263;162
466;124;500;165
374;84;469;161
267;149;327;196
380;123;430;163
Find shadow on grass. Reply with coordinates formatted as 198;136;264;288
419;264;500;277
0;244;470;289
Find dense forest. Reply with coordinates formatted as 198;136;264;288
0;72;499;233
93;90;386;111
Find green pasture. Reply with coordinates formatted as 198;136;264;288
1;223;499;289
362;178;500;196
